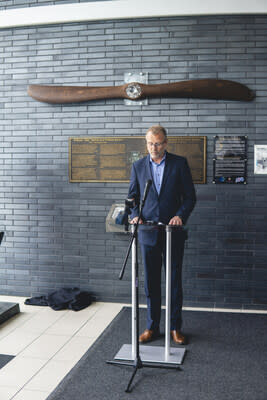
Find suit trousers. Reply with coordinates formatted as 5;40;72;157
140;231;185;332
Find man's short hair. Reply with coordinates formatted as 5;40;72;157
146;125;167;138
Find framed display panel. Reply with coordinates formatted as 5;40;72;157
254;145;267;174
69;136;206;184
213;136;247;184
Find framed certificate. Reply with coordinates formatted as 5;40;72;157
254;145;267;174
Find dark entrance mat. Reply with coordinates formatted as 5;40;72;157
48;307;267;400
0;302;20;325
0;354;15;369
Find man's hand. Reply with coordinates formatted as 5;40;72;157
168;216;183;226
130;217;143;224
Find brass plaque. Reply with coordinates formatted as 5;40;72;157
69;136;206;184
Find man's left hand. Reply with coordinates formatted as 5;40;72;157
169;216;183;225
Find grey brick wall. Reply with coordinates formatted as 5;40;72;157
0;14;267;310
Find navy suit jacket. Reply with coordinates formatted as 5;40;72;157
128;152;196;245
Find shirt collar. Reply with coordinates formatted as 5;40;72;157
149;152;166;166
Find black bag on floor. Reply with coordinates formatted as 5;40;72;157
25;287;93;311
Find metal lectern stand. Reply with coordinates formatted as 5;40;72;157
114;224;186;366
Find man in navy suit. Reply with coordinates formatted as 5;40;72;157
128;125;196;344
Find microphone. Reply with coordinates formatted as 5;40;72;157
141;179;152;205
115;198;136;231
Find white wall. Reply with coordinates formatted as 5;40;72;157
1;0;267;29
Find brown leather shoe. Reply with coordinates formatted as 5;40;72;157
171;330;186;345
139;329;159;343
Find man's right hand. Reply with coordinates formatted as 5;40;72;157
130;217;143;224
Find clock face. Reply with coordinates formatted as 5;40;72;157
125;82;142;99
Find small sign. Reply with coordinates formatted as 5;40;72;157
254;145;267;174
213;136;247;184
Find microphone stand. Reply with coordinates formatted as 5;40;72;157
106;195;179;393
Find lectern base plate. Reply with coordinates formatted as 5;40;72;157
114;343;186;365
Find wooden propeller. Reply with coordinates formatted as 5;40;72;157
27;79;254;104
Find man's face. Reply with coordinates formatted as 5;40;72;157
146;131;167;162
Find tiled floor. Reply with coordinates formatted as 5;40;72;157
1;297;266;400
0;295;125;400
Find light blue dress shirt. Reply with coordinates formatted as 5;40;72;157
149;153;166;194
